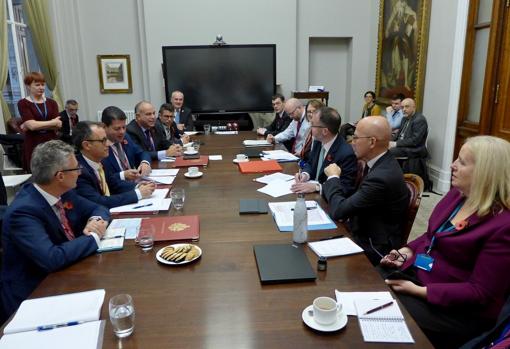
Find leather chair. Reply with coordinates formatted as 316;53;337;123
401;173;424;245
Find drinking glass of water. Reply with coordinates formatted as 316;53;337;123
170;188;185;210
109;294;135;338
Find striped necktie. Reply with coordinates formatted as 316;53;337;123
55;201;75;241
113;143;130;170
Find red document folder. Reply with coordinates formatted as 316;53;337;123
173;156;209;167
138;215;200;242
238;160;283;174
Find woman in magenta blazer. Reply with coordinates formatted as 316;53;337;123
380;136;510;348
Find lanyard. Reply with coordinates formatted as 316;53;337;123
30;96;48;120
426;202;463;254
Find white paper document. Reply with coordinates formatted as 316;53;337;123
308;237;363;258
97;227;125;252
183;131;199;136
160;157;175;163
335;290;393;316
268;200;337;231
145;176;175;185
254;172;294;184
355;299;414;343
149;169;179;176
243;139;272;147
209;155;223;160
108;218;142;239
110;188;169;214
257;179;295;198
215;131;238;135
261;150;299;162
4;289;105;334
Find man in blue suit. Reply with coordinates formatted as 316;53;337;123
291;106;357;196
74;121;155;208
0;140;110;318
101;106;152;181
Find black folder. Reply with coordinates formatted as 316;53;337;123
243;147;263;158
253;244;316;284
239;199;268;214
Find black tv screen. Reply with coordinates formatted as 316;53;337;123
162;44;276;114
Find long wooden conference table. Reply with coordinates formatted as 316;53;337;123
27;132;432;348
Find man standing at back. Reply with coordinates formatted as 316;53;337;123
0;140;109;317
323;116;409;265
170;90;194;132
59;99;80;144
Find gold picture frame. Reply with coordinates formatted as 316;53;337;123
375;0;431;109
97;54;133;94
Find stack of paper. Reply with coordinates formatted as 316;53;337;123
254;172;294;184
215;131;238;135
307;237;363;258
97;227;125;252
107;218;142;239
143;169;179;184
110;188;171;215
261;150;299;162
268;201;337;231
243;139;272;147
257;179;295;198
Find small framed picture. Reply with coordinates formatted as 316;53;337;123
97;54;132;94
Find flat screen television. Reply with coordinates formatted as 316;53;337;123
162;44;276;114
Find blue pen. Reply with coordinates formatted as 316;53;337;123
133;203;153;209
37;321;82;331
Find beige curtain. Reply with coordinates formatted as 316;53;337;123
0;0;12;125
23;0;63;109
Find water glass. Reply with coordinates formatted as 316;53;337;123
109;294;135;338
170;188;185;210
203;124;211;135
138;234;154;252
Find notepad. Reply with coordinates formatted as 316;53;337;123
268;201;337;231
354;299;414;343
308;237;363;258
97;227;125;252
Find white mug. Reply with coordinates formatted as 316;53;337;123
312;297;342;325
188;166;199;175
186;146;195;153
236;154;248;161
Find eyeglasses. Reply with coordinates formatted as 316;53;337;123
55;165;83;176
352;135;374;141
370;238;407;262
85;138;108;145
310;125;327;129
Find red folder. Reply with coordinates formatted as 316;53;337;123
173;155;209;167
138;215;200;242
238;160;283;174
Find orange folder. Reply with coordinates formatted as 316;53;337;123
138;215;200;242
238;160;283;174
173;155;209;167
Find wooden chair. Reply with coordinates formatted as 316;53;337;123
401;173;424;245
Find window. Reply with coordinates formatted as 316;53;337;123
3;0;42;117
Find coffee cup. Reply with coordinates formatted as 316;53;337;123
188;166;199;175
186;146;195;153
236;154;248;161
312;297;342;325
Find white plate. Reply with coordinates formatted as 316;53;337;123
301;305;348;332
156;244;202;265
184;171;203;178
184;150;198;155
232;158;249;163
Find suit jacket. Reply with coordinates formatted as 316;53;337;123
59;110;79;141
102;133;151;176
76;154;138;208
402;188;510;322
0;184;110;316
391;112;428;157
264;111;292;137
174;106;194;131
126;120;171;160
156;118;182;145
323;152;409;253
303;136;357;195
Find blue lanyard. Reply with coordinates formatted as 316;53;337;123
33;99;48;120
426;202;463;254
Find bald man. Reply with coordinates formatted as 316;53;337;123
170;90;194;132
266;98;309;155
323;116;409;265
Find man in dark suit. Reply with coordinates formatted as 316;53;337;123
0;140;109;318
59;99;79;144
74;121;155;208
101;106;152;181
323;116;409;265
256;94;293;151
291;106;357;196
156;103;190;145
126;101;183;161
170;90;194;132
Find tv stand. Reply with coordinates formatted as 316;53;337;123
194;113;254;131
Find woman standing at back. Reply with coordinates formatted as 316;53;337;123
17;72;61;170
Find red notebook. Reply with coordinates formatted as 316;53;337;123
238;160;283;174
138;215;200;242
173;155;209;167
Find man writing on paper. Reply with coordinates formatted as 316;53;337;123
127;101;183;161
323;116;409;265
266;98;309;155
74;121;155;208
0;141;110;318
101;106;152;181
291;107;357;196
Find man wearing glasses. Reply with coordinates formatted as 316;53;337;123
0;140;110;319
322;116;409;265
74;121;155;208
59;99;80;144
291;107;357;196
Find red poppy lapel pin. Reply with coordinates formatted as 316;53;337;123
326;154;333;162
122;139;128;145
455;220;469;231
62;201;74;210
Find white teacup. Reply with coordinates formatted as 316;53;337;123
236;154;248;161
186;146;195;153
312;297;342;325
188;166;199;175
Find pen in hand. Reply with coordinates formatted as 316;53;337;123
133;203;153;209
363;300;394;315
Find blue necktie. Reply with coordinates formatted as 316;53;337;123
315;147;326;181
175;110;180;124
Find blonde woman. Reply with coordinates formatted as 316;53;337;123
381;136;510;348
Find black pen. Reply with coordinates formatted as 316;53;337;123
291;206;318;211
319;235;344;241
363;300;394;315
133;203;153;209
101;235;124;240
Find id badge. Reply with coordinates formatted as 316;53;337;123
414;253;434;272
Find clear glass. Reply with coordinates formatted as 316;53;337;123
170;188;185;210
109;294;135;338
203;124;211;135
193;142;200;152
138;233;154;252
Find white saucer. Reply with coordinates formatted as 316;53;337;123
301;305;348;332
232;158;249;163
184;171;203;178
184;150;198;155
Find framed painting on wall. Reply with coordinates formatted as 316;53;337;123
375;0;431;108
97;54;133;94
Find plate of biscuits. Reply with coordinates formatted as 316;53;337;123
156;243;202;265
